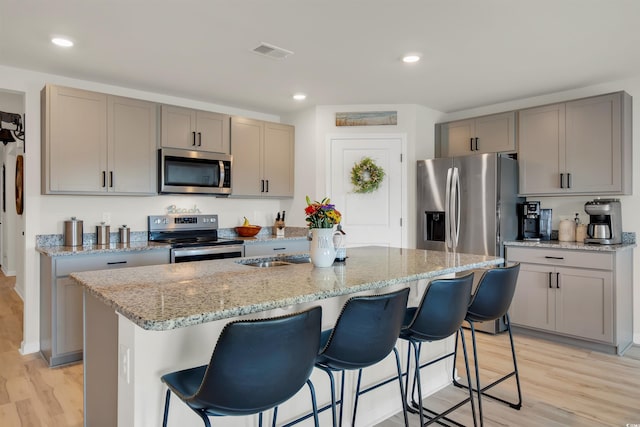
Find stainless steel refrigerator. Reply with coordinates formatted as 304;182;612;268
416;153;522;333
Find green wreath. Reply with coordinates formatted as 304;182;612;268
350;157;385;193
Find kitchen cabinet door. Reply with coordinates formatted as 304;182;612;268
439;112;515;157
44;85;108;193
518;103;566;195
55;277;84;356
263;122;294;197
564;93;625;194
108;96;157;194
231;117;295;197
161;105;230;153
441;119;474;157
474;112;516;154
231;116;263;196
161;105;197;149
509;262;556;332
555;267;613;343
195;110;230;153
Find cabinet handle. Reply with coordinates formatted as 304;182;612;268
470;138;474;151
556;272;560;289
102;171;106;188
567;173;571;189
192;131;197;146
560;173;564;188
107;261;127;265
265;180;269;192
109;171;113;188
544;256;564;260
548;272;552;289
273;247;286;251
198;132;202;146
475;137;479;151
261;179;264;192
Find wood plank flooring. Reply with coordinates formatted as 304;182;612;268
1;271;639;426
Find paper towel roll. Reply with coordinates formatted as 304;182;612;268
558;219;576;242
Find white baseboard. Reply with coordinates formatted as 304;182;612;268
20;340;40;355
1;266;16;277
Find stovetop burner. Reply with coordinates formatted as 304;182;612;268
148;214;243;247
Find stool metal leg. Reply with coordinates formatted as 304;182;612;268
407;334;477;427
453;316;523;416
162;389;171;427
306;379;321;427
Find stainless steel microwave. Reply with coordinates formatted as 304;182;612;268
159;148;232;195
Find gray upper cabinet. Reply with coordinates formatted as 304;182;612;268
438;111;516;157
231;116;294;197
161;105;230;154
518;92;632;196
41;84;158;195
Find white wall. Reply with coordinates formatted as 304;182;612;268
284;104;445;249
440;75;640;343
0;65;294;355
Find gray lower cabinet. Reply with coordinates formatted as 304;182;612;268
506;246;633;355
40;249;170;367
244;239;309;257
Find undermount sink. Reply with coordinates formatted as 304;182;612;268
238;256;311;268
244;260;292;268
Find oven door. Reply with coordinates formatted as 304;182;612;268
171;244;244;263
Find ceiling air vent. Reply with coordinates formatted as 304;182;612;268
252;42;294;60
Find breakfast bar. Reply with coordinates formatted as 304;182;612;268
71;246;503;427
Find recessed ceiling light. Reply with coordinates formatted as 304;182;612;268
293;93;307;101
51;37;74;47
402;54;421;63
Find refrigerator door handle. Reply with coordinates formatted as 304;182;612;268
451;167;461;248
445;167;453;249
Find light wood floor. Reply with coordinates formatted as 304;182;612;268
1;271;639;426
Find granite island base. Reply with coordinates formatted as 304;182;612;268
73;246;503;427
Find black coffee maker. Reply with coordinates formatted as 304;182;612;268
517;201;552;241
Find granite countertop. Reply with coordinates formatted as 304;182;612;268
71;246;503;331
504;240;636;252
37;241;172;257
37;227;310;256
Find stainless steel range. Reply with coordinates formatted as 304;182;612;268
148;214;244;263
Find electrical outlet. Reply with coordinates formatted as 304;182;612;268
102;212;111;224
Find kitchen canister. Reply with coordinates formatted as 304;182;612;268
558;219;576;242
119;225;130;244
64;217;83;247
575;223;587;243
96;222;110;246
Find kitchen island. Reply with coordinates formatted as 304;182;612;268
71;246;502;427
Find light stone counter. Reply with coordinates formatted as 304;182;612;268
36;240;171;257
71;246;502;331
504;240;636;252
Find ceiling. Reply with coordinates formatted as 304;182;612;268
2;0;640;116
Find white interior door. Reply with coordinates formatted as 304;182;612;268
330;136;403;247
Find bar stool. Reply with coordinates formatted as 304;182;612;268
398;273;477;427
313;288;410;427
161;306;322;427
452;263;522;426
